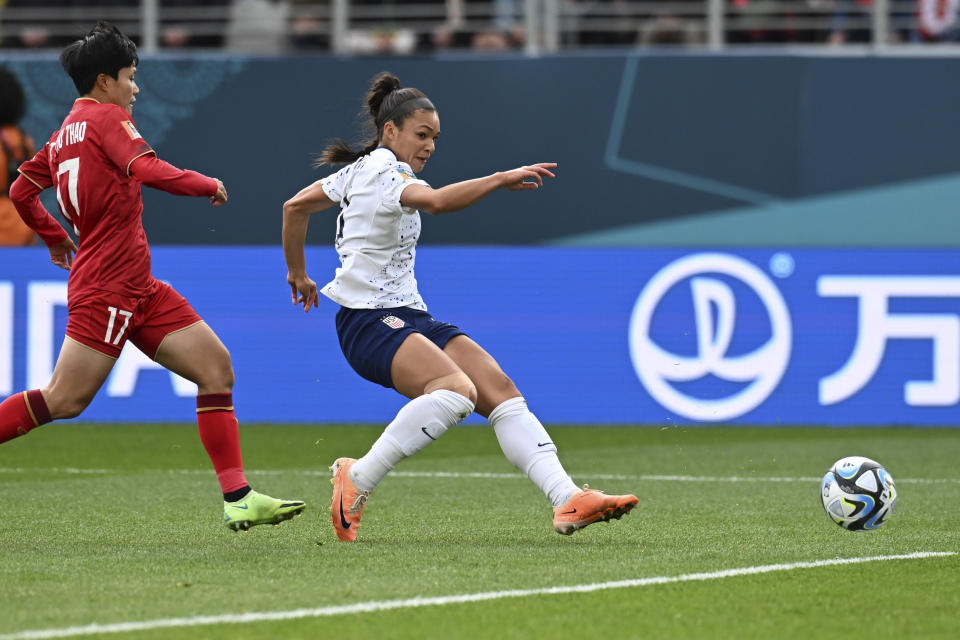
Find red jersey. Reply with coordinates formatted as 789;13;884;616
16;98;215;297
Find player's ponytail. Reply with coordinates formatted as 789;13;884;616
315;71;435;167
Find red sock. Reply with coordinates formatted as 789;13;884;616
0;390;51;445
196;393;249;494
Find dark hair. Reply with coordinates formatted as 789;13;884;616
59;21;139;96
0;66;26;125
316;72;436;167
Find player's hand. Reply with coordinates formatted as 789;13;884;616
502;163;556;191
288;272;318;313
48;237;77;271
210;179;228;207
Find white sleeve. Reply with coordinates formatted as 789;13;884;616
320;164;352;203
379;161;428;213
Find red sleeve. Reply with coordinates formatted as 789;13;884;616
130;154;218;197
16;144;54;190
98;105;155;175
9;174;70;247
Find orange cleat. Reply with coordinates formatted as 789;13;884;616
330;457;369;542
553;484;638;536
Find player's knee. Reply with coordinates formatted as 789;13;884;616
56;403;85;420
424;371;477;406
219;361;235;390
44;389;93;420
211;364;235;393
196;350;235;393
491;372;519;398
481;372;520;408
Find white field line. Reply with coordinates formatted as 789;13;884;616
0;551;954;640
389;471;960;485
1;467;958;484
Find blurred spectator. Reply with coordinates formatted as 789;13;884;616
916;0;960;41
290;0;330;49
0;66;36;246
343;0;414;53
3;1;137;49
491;0;525;48
160;0;229;48
343;0;462;54
225;0;291;52
3;0;61;48
429;25;474;51
427;0;476;51
637;10;703;47
728;0;793;43
826;0;874;44
825;0;911;45
471;28;510;50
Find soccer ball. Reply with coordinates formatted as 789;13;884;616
820;456;897;531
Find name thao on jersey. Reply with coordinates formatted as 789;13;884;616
319;147;429;310
18;98;156;297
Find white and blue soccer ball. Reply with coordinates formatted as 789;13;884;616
821;456;897;531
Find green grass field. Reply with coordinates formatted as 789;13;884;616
1;423;958;640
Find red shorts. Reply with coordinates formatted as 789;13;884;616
65;282;203;359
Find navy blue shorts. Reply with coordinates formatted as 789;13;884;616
335;306;466;389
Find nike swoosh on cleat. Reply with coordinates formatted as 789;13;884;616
338;495;352;530
562;508;577;514
421;427;437;441
537;442;552;447
232;504;249;510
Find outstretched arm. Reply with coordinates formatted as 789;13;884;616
129;154;224;204
282;180;336;312
400;163;556;215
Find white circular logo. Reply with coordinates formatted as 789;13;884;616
628;253;792;421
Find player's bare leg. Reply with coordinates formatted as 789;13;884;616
156;321;305;531
390;334;470;401
42;337;116;419
153;321;233;395
440;335;518;418
0;337;114;444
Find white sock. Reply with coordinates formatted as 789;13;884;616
350;389;475;493
489;397;579;507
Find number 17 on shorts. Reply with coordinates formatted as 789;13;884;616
104;306;133;346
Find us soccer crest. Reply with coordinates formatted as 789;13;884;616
381;315;405;329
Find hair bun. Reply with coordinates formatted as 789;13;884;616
379;74;401;92
368;72;401;118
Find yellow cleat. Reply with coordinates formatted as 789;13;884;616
223;490;305;532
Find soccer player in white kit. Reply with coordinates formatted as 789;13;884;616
282;72;637;542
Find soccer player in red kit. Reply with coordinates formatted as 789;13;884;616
0;21;305;532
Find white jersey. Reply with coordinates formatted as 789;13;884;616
319;147;430;310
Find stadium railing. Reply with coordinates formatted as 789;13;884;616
0;0;956;54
